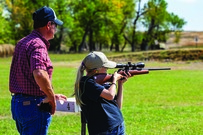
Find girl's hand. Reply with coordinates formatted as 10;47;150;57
118;71;131;84
112;72;123;82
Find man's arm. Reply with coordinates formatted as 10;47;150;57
33;69;56;115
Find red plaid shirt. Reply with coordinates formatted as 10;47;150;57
9;30;53;96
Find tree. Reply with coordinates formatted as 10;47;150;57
109;0;135;52
72;0;131;52
5;0;72;51
140;0;186;50
49;0;73;52
123;0;147;52
2;0;186;53
5;0;47;44
0;1;13;44
167;13;186;31
72;0;111;52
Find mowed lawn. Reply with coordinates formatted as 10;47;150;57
1;54;203;135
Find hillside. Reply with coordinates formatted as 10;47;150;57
166;31;203;49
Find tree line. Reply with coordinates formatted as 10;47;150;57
0;0;186;52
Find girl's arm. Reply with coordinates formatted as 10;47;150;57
100;72;122;100
116;81;124;109
116;72;130;109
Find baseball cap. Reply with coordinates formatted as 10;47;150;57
33;6;63;25
83;51;116;70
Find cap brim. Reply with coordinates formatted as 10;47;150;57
103;60;116;68
54;19;63;26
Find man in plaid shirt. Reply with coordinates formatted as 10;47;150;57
9;6;67;135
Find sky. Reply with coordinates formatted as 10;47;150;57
141;0;203;31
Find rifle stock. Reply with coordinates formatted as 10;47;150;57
94;69;149;84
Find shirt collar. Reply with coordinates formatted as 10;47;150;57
31;30;50;49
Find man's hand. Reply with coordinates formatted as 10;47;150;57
42;96;56;115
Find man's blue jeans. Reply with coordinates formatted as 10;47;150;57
11;94;52;135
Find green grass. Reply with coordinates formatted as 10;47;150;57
48;51;123;62
1;55;203;135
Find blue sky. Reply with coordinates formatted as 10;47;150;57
167;0;202;31
141;0;202;31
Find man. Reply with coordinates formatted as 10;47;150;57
9;6;67;135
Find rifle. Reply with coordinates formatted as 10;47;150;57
94;62;171;84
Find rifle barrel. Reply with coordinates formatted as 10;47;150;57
144;68;171;71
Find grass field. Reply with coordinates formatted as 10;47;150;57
1;54;203;135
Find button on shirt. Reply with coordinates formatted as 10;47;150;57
9;30;53;96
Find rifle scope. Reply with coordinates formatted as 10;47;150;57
115;62;145;69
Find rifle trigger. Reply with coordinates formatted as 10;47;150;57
117;69;122;73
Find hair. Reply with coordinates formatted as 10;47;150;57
74;62;100;106
33;20;48;29
74;63;86;106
